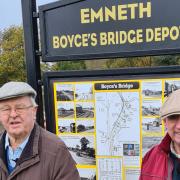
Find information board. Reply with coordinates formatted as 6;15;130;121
44;70;180;179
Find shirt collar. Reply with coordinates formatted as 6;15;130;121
5;133;30;151
170;141;180;158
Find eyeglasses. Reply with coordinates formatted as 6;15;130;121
0;105;33;116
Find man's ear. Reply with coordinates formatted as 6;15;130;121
33;106;38;118
163;118;167;129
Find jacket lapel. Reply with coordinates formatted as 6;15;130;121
17;124;40;165
159;133;171;153
8;124;40;179
0;132;9;174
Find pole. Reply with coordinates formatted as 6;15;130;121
21;0;44;127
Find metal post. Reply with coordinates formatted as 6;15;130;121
21;0;44;127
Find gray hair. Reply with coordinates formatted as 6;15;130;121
30;96;38;107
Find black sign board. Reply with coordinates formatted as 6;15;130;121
39;0;180;61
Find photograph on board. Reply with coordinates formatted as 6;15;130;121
76;102;94;118
123;144;140;156
142;136;162;157
57;102;75;118
75;83;94;101
58;119;75;133
142;117;162;134
77;119;95;133
142;99;161;116
56;84;74;101
164;80;180;97
60;135;96;165
141;81;162;98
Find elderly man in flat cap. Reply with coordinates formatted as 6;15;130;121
0;81;80;180
140;89;180;180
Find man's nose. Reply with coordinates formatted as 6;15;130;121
175;118;180;128
9;108;18;117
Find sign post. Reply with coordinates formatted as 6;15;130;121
21;0;44;127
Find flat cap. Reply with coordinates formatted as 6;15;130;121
0;81;36;101
160;89;180;119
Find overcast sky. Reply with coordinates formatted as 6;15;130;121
0;0;56;31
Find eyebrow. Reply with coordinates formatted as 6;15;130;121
168;115;180;119
0;104;27;108
0;105;10;108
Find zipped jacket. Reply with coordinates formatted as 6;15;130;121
139;133;173;180
0;124;80;180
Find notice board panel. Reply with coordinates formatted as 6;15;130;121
39;0;180;61
43;67;180;179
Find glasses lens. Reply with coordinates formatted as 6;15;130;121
0;107;10;115
16;105;33;114
0;105;33;115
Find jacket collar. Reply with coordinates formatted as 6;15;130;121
0;132;8;170
159;133;172;154
0;123;40;167
17;123;40;165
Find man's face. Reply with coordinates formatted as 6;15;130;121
164;114;180;147
0;96;37;139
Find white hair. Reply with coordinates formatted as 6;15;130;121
30;96;38;107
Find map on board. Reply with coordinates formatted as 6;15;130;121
95;92;140;157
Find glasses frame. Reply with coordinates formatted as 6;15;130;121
0;105;34;116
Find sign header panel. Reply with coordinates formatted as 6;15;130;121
39;0;180;61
